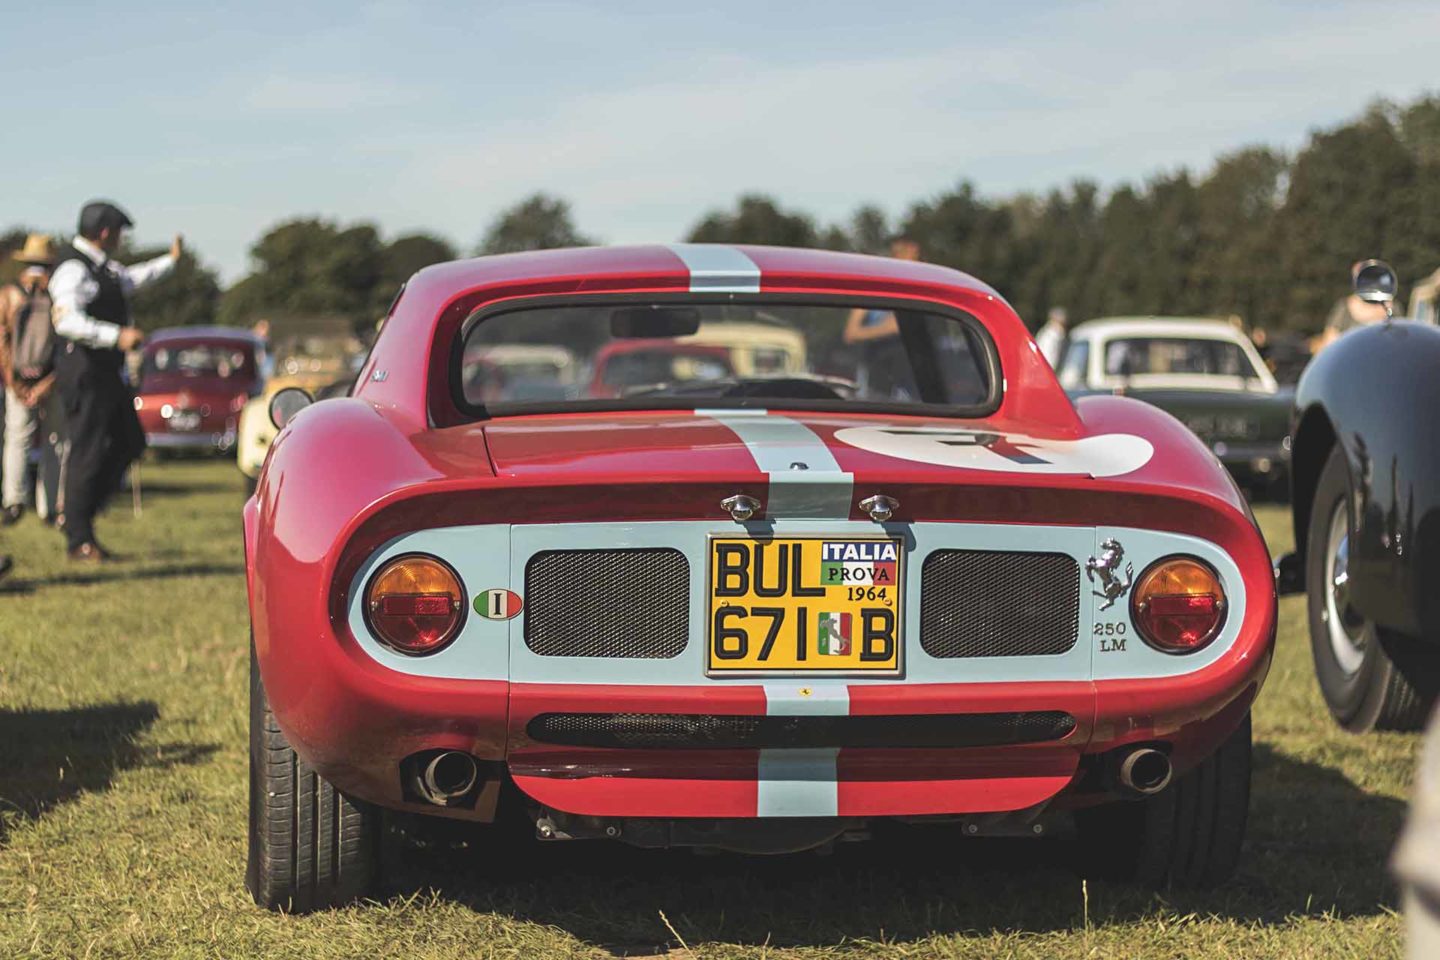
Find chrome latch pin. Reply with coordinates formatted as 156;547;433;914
859;494;899;523
721;494;761;522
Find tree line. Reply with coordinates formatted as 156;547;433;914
3;95;1437;336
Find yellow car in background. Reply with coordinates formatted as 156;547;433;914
681;320;807;375
237;332;364;493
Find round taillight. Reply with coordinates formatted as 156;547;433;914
365;555;465;655
1131;557;1226;654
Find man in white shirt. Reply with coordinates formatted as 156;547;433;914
1034;306;1070;367
50;200;181;561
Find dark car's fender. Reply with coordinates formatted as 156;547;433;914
1290;321;1440;644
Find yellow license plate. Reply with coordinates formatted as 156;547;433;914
707;536;904;676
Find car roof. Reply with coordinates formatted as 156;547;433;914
407;244;1004;303
147;326;261;345
1071;317;1249;342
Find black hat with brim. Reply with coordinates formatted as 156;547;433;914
78;200;134;238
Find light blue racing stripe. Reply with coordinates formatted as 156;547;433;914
667;244;761;293
764;682;850;716
757;748;840;816
701;409;855;519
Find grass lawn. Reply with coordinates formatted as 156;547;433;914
0;459;1419;958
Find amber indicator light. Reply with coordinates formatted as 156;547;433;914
365;555;465;655
1131;557;1226;653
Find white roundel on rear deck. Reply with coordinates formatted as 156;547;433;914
833;426;1153;477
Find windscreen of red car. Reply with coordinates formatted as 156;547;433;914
141;341;255;386
458;302;997;415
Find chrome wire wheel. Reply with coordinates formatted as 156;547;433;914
1306;444;1432;732
1322;499;1367;677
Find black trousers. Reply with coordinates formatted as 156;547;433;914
54;343;145;549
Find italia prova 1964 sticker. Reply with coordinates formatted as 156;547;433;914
476;588;523;620
832;426;1154;477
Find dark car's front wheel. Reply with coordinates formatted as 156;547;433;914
1306;446;1431;732
246;641;381;912
1074;712;1251;887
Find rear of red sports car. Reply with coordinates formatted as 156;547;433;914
244;245;1274;911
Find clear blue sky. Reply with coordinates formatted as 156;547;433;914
5;0;1436;281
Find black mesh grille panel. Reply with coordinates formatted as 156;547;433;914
525;548;689;658
921;550;1080;658
527;711;1076;750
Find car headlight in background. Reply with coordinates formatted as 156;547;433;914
364;555;466;655
1131;557;1226;654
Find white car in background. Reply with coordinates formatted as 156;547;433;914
1057;317;1292;498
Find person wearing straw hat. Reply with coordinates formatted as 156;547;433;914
49;200;181;561
0;233;59;525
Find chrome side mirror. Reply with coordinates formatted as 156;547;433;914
1353;259;1398;315
268;387;314;430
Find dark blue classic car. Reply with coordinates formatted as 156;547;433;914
1278;261;1440;732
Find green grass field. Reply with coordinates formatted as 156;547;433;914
0;460;1419;958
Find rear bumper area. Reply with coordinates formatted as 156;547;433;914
269;642;1267;822
254;498;1275;824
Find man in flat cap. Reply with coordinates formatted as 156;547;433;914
49;200;182;561
0;234;59;525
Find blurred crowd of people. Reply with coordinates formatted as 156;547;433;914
0;200;182;579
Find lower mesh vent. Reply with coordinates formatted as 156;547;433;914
526;711;1077;750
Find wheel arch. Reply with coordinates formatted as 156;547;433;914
1290;403;1337;563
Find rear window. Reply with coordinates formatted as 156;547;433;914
457;300;997;416
1102;337;1258;378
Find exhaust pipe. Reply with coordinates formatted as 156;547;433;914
1117;748;1172;796
417;751;479;805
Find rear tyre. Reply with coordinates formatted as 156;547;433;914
1074;713;1251;888
1306;446;1432;732
246;642;380;912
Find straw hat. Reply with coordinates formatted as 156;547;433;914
12;233;56;266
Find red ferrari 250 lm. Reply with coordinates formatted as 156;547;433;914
244;245;1275;911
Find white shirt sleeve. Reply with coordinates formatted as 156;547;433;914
49;260;120;350
121;253;175;292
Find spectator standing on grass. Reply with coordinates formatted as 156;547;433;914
1034;306;1069;367
49;200;180;562
0;234;59;525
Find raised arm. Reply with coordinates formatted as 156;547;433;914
121;234;182;292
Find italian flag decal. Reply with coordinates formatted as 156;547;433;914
817;612;852;655
476;588;523;621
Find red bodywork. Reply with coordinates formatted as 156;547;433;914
136;329;260;451
245;246;1274;824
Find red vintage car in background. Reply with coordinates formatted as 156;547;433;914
587;338;734;397
135;327;263;453
245;245;1275;911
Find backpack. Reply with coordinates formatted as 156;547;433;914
9;282;55;379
